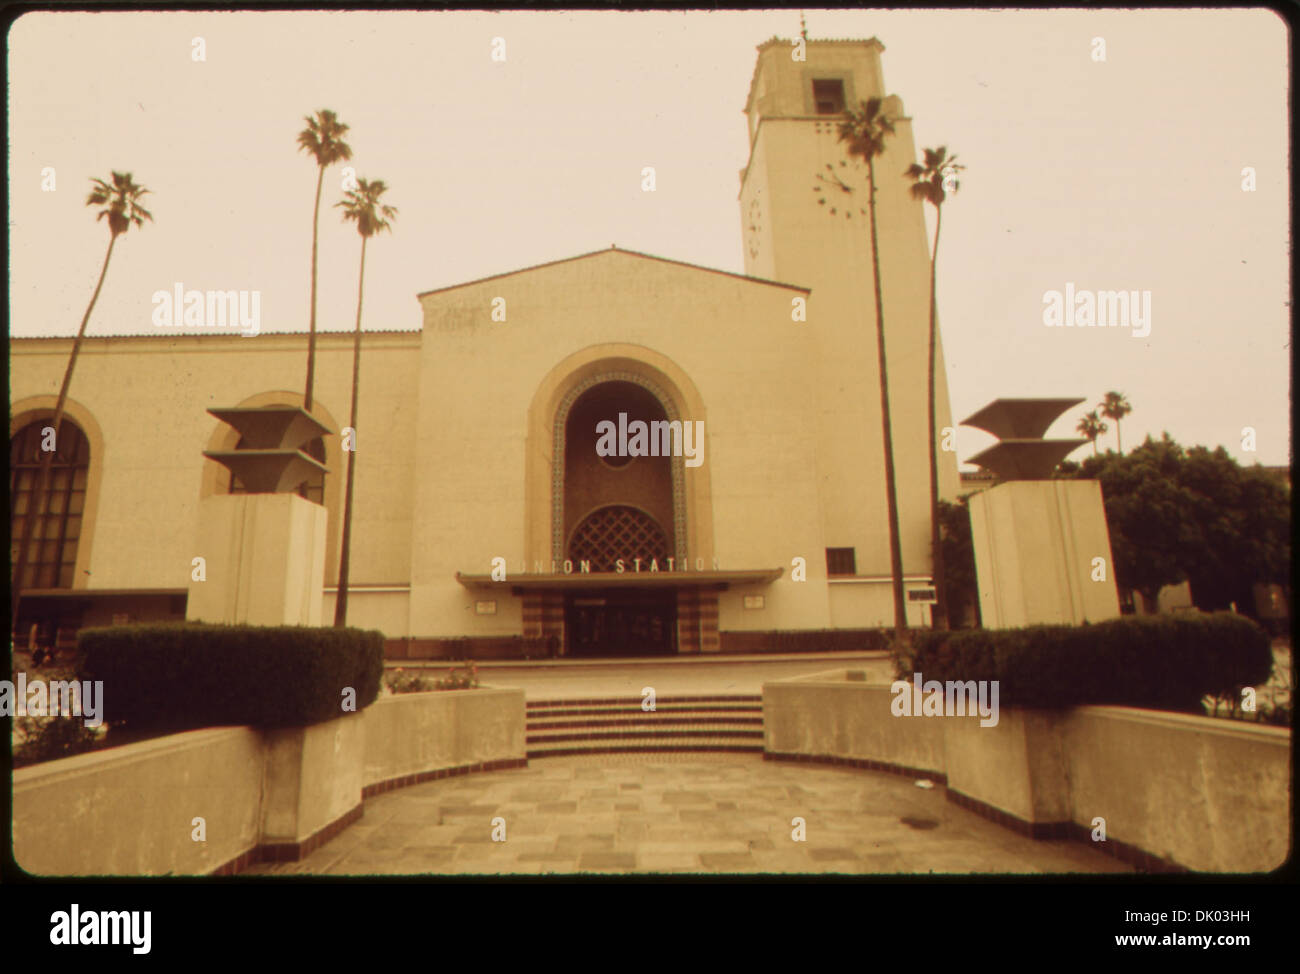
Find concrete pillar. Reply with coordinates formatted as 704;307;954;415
968;480;1121;629
186;493;327;627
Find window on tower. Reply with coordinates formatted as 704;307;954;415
812;79;846;115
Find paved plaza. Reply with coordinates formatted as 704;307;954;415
247;753;1131;876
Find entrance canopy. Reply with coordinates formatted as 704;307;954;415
456;569;783;593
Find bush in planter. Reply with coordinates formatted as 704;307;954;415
382;664;479;694
435;664;479;690
384;668;437;694
894;613;1273;713
77;622;384;732
13;716;107;768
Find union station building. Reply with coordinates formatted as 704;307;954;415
9;38;960;657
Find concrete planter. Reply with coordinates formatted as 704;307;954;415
942;708;1071;835
362;686;527;790
763;670;945;779
14;727;265;876
261;711;366;853
13;686;528;876
762;670;1291;872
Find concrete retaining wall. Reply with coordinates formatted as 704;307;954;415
1063;706;1290;873
13;727;265;877
763;669;1291;872
763;677;945;777
363;687;526;788
13;686;527;877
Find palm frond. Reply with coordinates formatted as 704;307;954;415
298;108;353;167
85;171;153;236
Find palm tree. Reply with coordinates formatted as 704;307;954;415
11;172;152;632
906;146;964;630
1076;409;1108;455
815;98;908;640
1099;392;1133;454
332;178;397;627
296;109;352;412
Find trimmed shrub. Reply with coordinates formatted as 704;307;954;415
77;622;384;732
893;613;1273;713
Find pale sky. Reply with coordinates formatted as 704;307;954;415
7;8;1292;467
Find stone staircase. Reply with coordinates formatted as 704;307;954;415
526;695;765;758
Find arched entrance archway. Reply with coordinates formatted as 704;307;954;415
553;372;687;566
559;382;680;657
520;347;718;657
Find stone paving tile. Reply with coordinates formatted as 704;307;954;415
699;852;757;870
247;755;1133;877
638;852;700;872
554;833;617;854
616;822;650;842
515;851;579;864
511;785;568;801
806;847;861;862
497;817;555;837
578;852;637;870
452;828;496;844
537;801;579;814
661;790;713;805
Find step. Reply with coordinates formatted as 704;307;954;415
527;703;762;717
527;712;764;728
528;734;764;759
527;694;763;708
529;723;764;740
523;694;766;758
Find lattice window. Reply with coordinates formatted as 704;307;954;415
569;505;669;572
10;419;90;589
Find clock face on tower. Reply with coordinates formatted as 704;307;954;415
746;197;763;259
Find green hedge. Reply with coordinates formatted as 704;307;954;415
77;622;385;731
895;613;1273;713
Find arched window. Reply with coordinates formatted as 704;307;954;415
9;419;90;589
226;435;326;504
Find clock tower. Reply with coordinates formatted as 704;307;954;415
738;36;961;584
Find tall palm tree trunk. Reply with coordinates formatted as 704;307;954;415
926;206;947;630
304;164;325;412
333;236;367;627
11;233;118;633
866;156;908;639
1116;423;1123;455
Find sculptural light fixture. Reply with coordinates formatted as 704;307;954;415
203;405;332;495
960;398;1087;481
